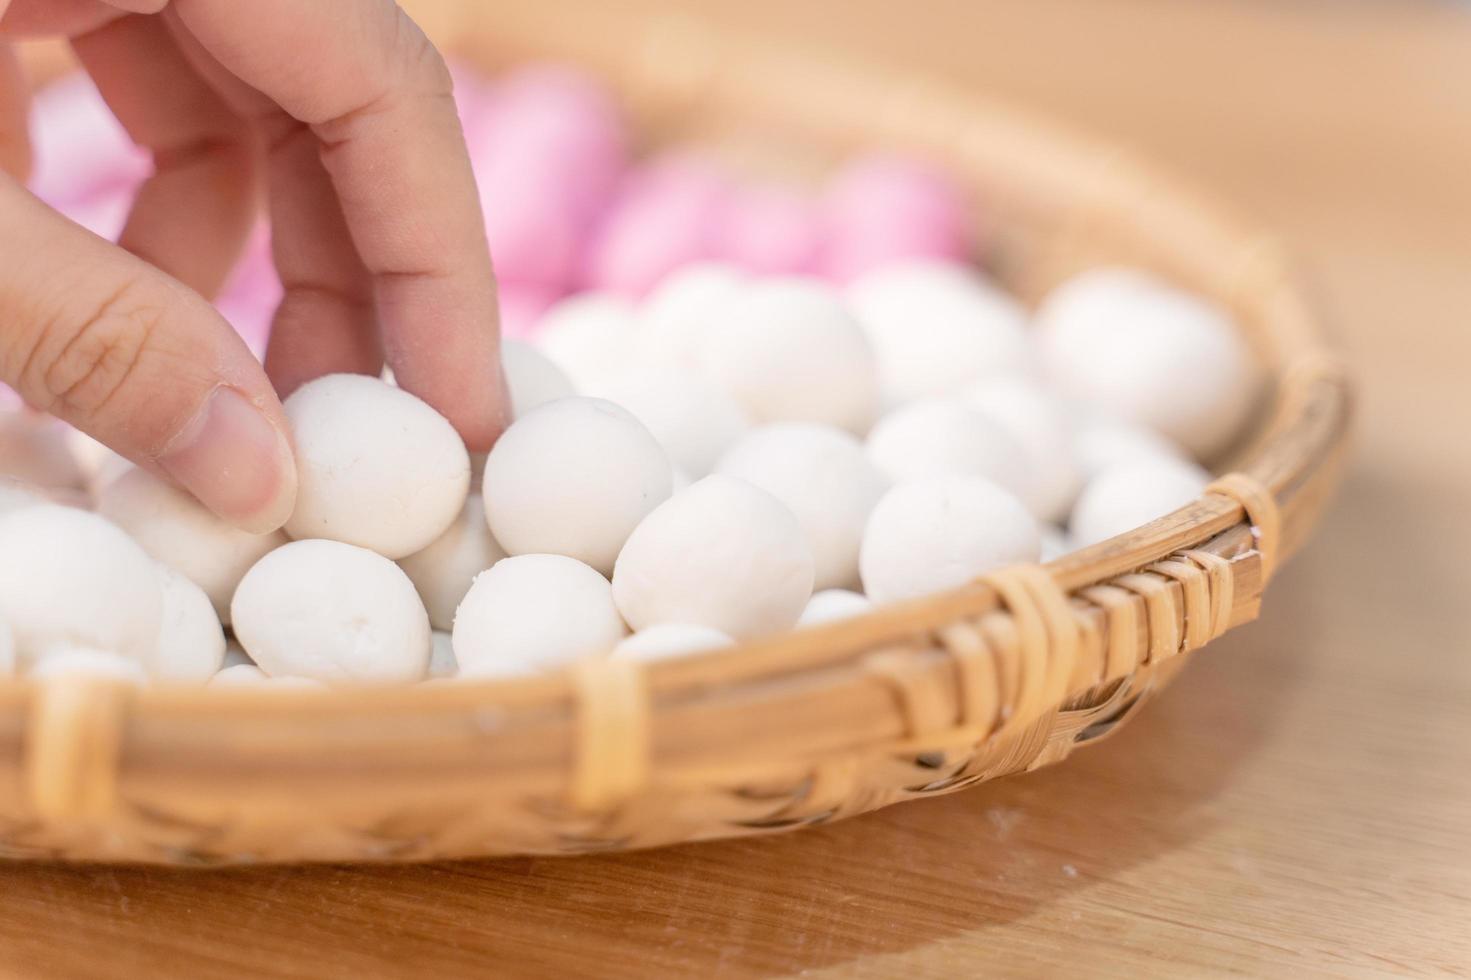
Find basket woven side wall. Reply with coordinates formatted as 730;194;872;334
0;14;1353;864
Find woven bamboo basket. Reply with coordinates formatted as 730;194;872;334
0;10;1353;865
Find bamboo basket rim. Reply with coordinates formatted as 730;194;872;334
0;13;1354;863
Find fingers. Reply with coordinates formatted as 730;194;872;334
0;1;124;38
73;13;256;298
259;117;383;395
0;177;296;532
172;0;508;450
158;13;383;396
0;45;27;181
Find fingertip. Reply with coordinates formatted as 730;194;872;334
157;385;298;533
426;377;510;456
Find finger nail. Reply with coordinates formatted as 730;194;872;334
158;386;297;534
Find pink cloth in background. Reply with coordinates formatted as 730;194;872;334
23;64;978;350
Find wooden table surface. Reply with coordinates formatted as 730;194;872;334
5;2;1471;977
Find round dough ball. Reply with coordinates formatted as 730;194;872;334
502;339;576;418
0;477;44;516
64;427;130;495
963;378;1083;523
580;157;731;296
635;262;747;371
0;612;13;677
481;397;672;575
429;630;458;679
613;475;814;639
221;641;254;670
452;554;627;677
598;369;751;478
845;260;1031;406
0;505;162;668
534;292;640;392
697;278;878;433
866;401;1032;503
612;624;735;662
717;183;823;275
0;412;86;491
474;64;627;226
1071;416;1187;479
819;155;970;281
1040;525;1072;562
149;566;226;684
208;664;325;690
1037;268;1259;459
98;466;288;622
30;646;148;687
232;539;431;684
399;498;507;631
860;477;1040;605
1069;457;1210;548
716;423;888;590
798;589;873;627
284;374;471;560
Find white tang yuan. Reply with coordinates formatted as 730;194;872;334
0;411;86;491
696;278;879;433
399;498;507;632
535;292;640;392
481;397;672;575
799;589;873;627
0;505;162;668
502;339;576;418
845;260;1032;405
612;624;735;663
30;646;148;687
613;475;815;640
64;427;130;495
452;555;627;678
634;262;747;370
860;477;1041;605
1070;415;1187;479
149;566;227;684
208;664;325;690
716;423;888;590
98;467;287;623
963;378;1082;524
0;477;44;516
866;401;1032;504
284;374;470;560
1069;457;1210;548
1037;268;1259;459
0;612;13;676
596;369;751;479
231;539;431;685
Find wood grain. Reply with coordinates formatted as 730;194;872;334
4;0;1469;976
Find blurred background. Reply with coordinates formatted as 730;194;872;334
5;1;1470;977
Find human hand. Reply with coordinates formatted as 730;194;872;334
0;0;507;533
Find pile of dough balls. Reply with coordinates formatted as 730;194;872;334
0;141;1258;688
